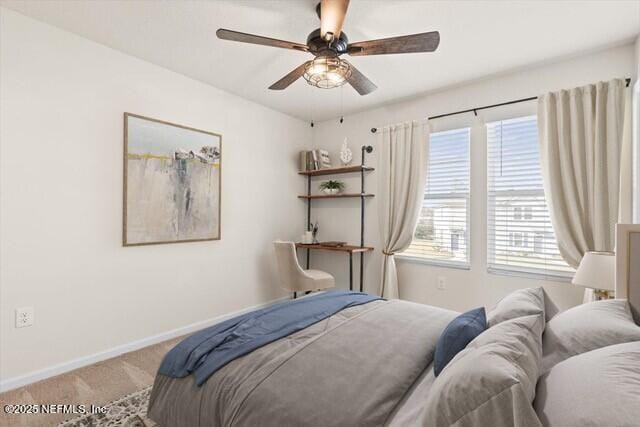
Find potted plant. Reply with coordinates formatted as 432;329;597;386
319;180;345;195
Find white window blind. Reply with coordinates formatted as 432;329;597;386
487;116;573;279
402;128;470;267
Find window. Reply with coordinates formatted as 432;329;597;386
402;128;470;267
487;116;572;279
513;207;522;220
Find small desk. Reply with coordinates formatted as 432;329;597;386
295;243;374;291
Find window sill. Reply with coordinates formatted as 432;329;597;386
395;254;471;271
487;267;573;283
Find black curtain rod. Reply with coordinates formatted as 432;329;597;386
370;77;631;133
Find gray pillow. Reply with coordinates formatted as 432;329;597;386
542;299;640;372
487;287;551;326
422;314;544;427
535;341;640;427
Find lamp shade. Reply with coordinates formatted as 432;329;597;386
571;251;615;291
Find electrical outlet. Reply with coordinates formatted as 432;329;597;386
437;276;446;290
15;307;34;328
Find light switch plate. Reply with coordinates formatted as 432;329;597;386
15;307;34;328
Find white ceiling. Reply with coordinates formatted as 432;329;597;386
2;0;639;122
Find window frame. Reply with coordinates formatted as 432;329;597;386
397;127;471;269
485;115;573;281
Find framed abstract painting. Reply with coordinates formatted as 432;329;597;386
123;113;222;246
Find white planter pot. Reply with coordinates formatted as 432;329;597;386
322;188;340;195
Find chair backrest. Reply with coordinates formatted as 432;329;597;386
273;241;306;291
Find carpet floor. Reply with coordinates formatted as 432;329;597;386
0;337;181;427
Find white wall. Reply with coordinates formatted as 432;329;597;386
0;8;310;383
310;44;636;312
634;36;640;223
636;35;640;77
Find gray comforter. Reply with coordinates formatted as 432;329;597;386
148;299;457;427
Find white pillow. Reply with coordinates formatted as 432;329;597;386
542;299;640;372
535;341;640;427
487;287;552;327
422;314;544;427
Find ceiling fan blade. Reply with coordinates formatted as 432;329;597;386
343;60;377;95
320;0;350;40
269;62;310;90
216;29;308;52
347;31;440;56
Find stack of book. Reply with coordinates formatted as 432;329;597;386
300;149;332;171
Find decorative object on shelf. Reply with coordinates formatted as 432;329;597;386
300;150;312;171
319;180;345;195
301;231;314;244
572;251;615;301
340;138;353;165
123;113;221;246
310;221;319;244
318;149;332;169
299;149;331;171
311;150;320;170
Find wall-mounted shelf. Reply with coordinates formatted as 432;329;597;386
298;193;375;200
297;146;374;293
298;165;374;177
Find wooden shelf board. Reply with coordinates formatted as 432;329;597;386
298;165;374;177
296;243;374;253
298;193;374;199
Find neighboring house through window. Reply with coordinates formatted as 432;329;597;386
401;128;470;268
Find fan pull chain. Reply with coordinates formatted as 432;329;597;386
310;85;316;127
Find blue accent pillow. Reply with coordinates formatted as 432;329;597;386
434;307;487;377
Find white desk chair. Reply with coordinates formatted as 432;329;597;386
273;241;335;298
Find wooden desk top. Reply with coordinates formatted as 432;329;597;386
295;243;374;253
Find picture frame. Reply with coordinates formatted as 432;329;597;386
123;113;222;246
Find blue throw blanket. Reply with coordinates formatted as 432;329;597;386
158;290;382;386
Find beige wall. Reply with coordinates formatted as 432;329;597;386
310;43;636;313
0;8;310;383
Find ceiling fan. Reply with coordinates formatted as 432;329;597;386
216;0;439;95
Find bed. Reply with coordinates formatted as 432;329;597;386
148;277;640;426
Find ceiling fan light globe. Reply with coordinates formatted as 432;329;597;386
303;57;351;89
327;72;343;82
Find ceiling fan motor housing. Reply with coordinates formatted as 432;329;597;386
307;28;349;56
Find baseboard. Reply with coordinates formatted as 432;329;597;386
0;296;289;393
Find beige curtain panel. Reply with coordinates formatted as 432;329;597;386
538;78;632;275
377;120;429;298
